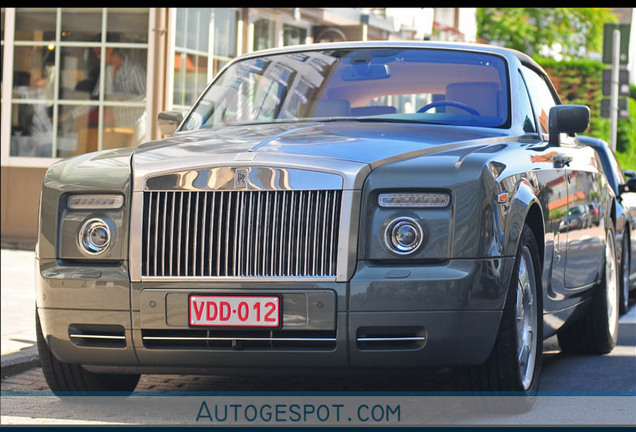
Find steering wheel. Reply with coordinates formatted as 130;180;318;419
417;100;480;116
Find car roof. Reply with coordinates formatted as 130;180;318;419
236;40;547;77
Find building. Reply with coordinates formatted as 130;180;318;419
0;7;476;246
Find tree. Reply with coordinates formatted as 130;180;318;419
477;8;618;59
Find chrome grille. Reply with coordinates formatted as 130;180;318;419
141;190;341;278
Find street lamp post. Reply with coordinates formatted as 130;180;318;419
609;29;620;152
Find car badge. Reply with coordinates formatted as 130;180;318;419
234;168;248;189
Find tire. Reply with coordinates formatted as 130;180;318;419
557;225;619;354
36;310;140;395
455;225;543;411
619;230;631;315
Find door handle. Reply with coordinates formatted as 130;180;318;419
554;154;572;169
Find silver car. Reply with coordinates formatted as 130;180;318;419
36;42;623;401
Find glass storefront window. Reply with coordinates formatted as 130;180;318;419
61;9;103;42
10;102;53;157
283;24;306;46
101;48;147;102
7;8;150;160
15;8;56;42
214;9;238;58
253;18;275;51
106;8;149;43
173;8;213;109
57;104;99;158
12;46;56;100
59;46;99;100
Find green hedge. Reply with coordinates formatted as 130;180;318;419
536;57;636;170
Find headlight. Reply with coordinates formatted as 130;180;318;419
378;192;450;208
384;217;424;255
78;218;112;255
68;194;124;210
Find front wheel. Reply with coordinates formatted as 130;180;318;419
455;225;543;409
557;226;619;354
36;310;140;395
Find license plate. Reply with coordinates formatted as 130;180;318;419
189;295;280;327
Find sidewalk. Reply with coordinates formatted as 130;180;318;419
1;248;39;377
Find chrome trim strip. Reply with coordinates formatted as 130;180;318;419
176;192;182;276
169;191;175;276
225;191;231;276
145;193;152;276
357;337;427;342
216;192;224;277
70;334;126;340
271;191;279;275
144;167;343;192
162;191;167;276
142;336;337;342
184;192;191;276
336;190;359;281
139;276;336;282
153;191;159;276
200;192;208;276
208;192;216;276
246;192;254;276
192;192;199;276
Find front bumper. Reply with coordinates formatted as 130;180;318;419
36;257;514;372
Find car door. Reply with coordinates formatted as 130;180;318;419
519;66;572;315
559;143;606;288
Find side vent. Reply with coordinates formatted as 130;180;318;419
356;326;427;351
68;324;126;348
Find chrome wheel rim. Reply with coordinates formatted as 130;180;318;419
516;246;538;391
606;233;619;340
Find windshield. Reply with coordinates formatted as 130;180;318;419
183;48;510;131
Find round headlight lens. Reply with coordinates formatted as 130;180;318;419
79;218;111;255
384;217;424;255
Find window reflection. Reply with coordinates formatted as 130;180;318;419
57;104;99;157
12;46;56;100
11;103;53;157
254;19;275;51
60;46;100;100
106;9;149;43
15;8;56;42
283;25;307;46
61;9;103;42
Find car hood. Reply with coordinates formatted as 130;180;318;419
132;121;512;190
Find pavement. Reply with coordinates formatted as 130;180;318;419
1;248;39;378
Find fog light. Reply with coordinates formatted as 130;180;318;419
384;217;424;255
79;218;111;255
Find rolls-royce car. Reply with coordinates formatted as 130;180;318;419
35;41;630;397
578;135;636;314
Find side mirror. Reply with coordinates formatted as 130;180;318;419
158;110;186;136
548;105;590;147
620;177;636;195
623;169;635;178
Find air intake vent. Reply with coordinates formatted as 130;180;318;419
142;190;341;278
68;324;126;348
356;327;427;351
142;329;337;351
